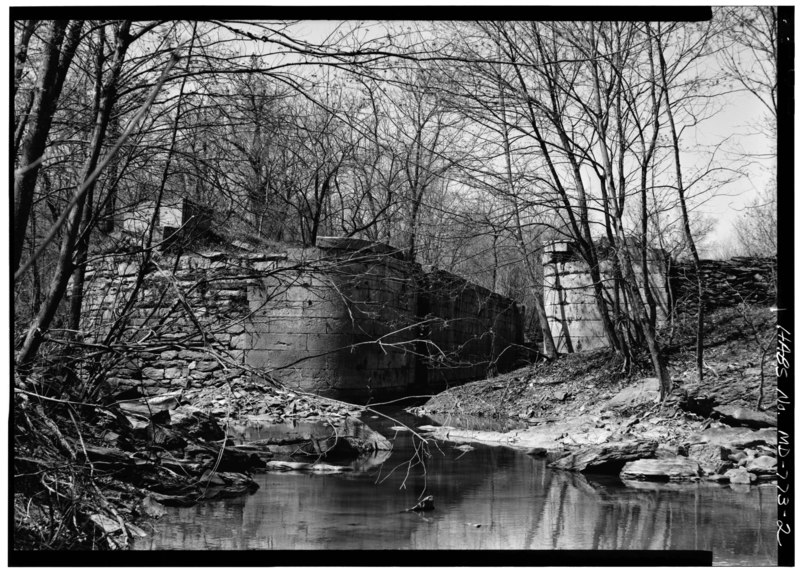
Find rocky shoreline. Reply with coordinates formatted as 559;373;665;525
13;379;392;550
407;304;779;488
410;379;778;486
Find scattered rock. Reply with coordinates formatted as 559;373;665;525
654;445;680;459
170;406;226;441
712;405;777;428
620;458;702;481
746;455;778;475
89;513;123;535
690;427;777;450
725;467;757;484
685;443;732;475
147;424;187;450
549;440;658;473
727;450;747;464
526;447;548;457
117;391;182;416
139;495;167;518
198;471;259;499
148;491;200;507
604;378;659;410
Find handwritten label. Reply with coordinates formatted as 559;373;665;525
775;325;791;551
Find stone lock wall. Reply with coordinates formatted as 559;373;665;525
81;238;525;401
423;270;524;388
245;242;420;399
542;241;669;353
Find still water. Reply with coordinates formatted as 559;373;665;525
135;409;777;565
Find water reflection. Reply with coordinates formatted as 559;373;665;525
136;410;777;564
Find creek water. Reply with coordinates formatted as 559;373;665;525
134;409;777;565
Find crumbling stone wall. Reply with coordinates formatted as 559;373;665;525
670;257;776;312
81;250;258;395
81;238;525;401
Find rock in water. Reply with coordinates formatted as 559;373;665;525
620;458;702;481
548;440;658;473
746;455;778;475
407;495;435;512
712;405;777;429
724;467;757;484
685;444;732;475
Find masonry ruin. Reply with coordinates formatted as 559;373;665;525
81;231;525;402
540;240;776;353
80;201;775;402
541;240;670;352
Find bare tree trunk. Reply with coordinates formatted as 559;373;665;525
655;25;705;382
588;23;670;398
13;19;38;98
68;26;107;333
13;20;83;274
17;22;131;371
497;68;557;357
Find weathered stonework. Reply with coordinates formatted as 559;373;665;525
542;241;669;353
670;257;776;312
541;241;776;354
80;237;524;402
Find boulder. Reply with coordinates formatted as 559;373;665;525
690;427;777;450
655;445;680;459
712;405;777;429
685;443;732;475
727;450;747;464
604;378;659;410
170;406;226;441
620;458;702;481
548;440;658;473
147;423;187;450
139;495;167;518
184;442;264;473
526;447;548;457
725;467;756;484
118;391;182;416
746;455;778;475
